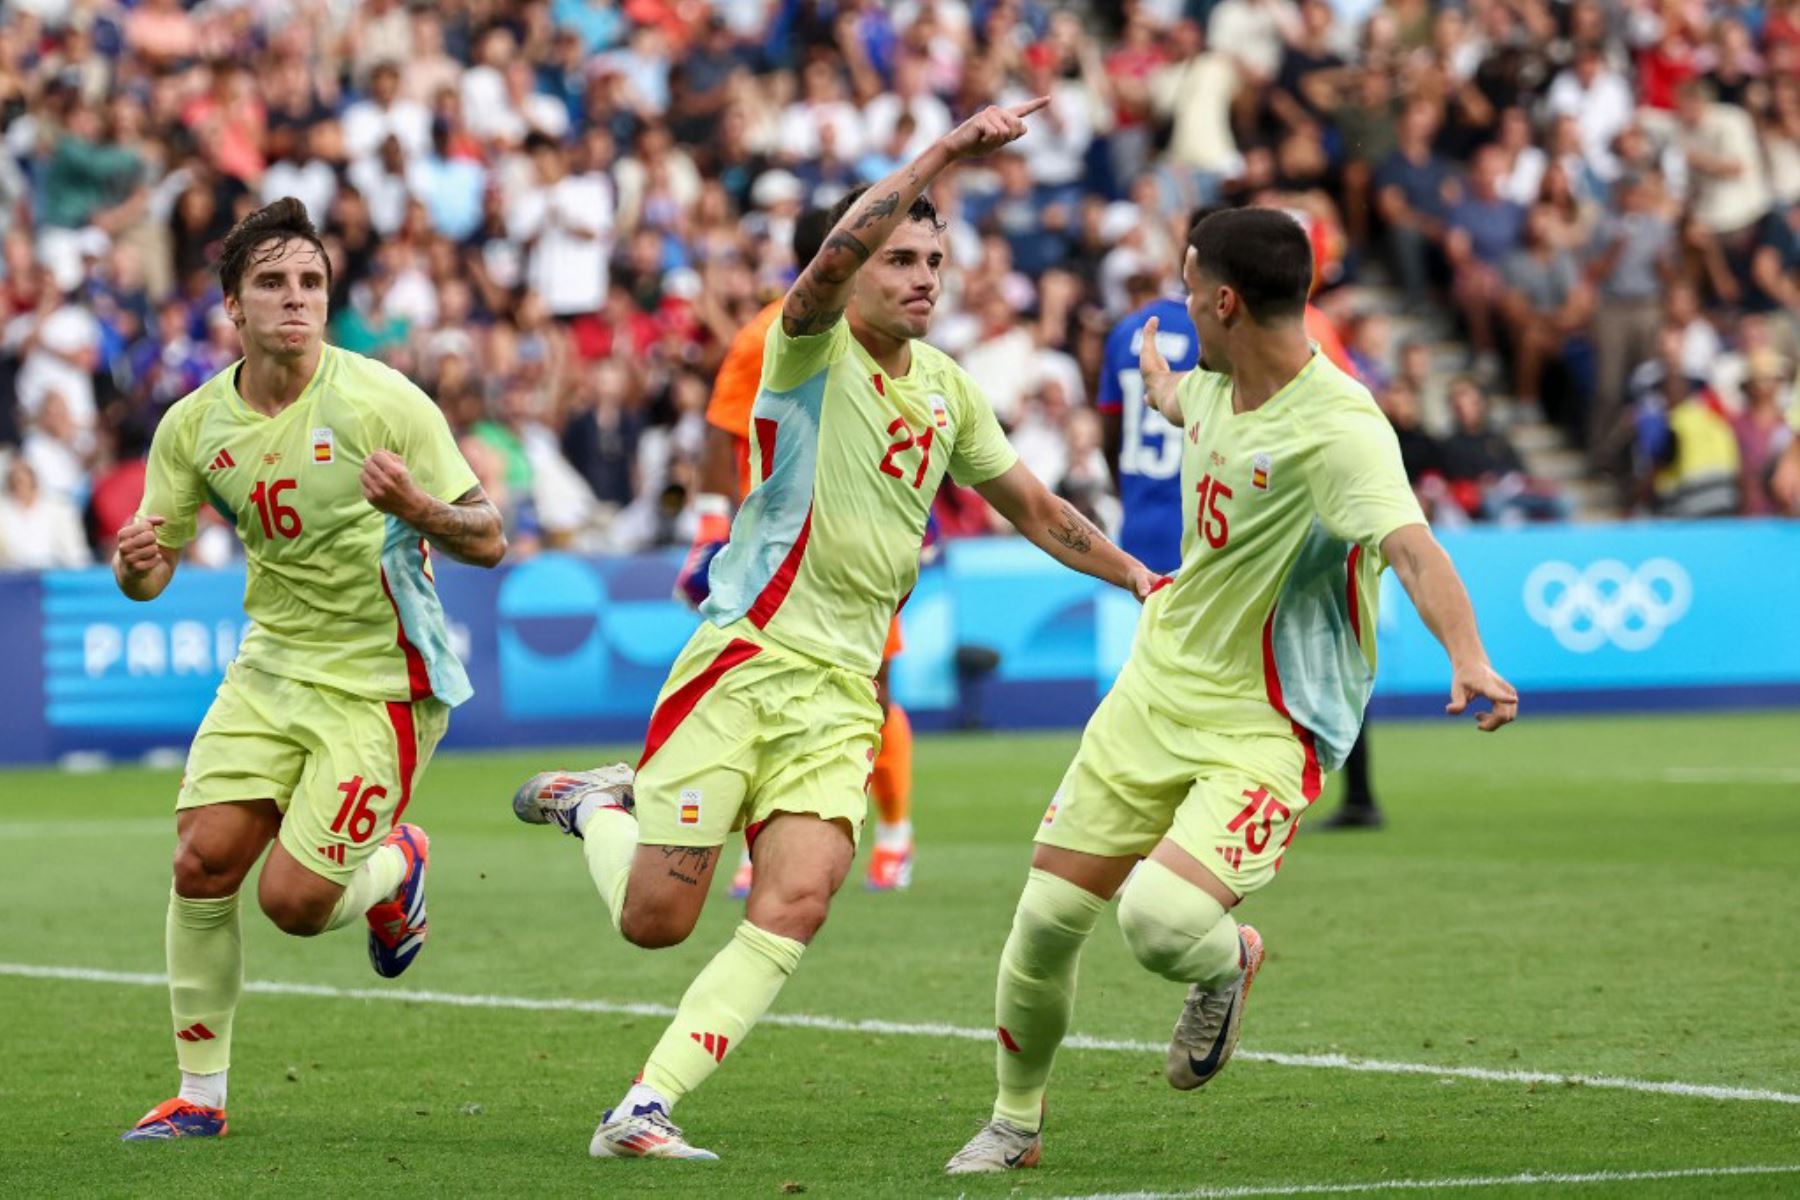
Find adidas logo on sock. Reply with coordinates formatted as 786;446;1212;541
689;1031;730;1062
175;1022;216;1042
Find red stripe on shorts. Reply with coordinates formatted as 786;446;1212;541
638;638;763;770
385;699;419;826
747;507;812;629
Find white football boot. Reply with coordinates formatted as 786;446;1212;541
944;1116;1042;1174
511;764;635;836
590;1101;718;1161
1166;925;1264;1090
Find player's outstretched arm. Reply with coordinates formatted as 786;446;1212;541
976;460;1163;600
361;450;508;567
782;97;1049;338
1381;523;1518;731
1138;315;1186;424
113;514;179;601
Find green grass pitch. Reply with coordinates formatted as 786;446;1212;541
2;712;1798;1198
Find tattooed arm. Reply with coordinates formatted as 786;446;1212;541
781;97;1051;338
975;460;1161;600
361;450;509;567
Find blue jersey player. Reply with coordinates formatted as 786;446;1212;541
1095;282;1198;575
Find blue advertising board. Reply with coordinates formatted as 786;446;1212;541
2;520;1797;765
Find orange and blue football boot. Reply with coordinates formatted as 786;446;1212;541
121;1098;227;1141
365;823;429;978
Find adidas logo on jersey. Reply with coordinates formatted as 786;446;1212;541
207;449;236;472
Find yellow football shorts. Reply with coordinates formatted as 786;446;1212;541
178;662;450;884
1035;671;1323;897
633;620;883;849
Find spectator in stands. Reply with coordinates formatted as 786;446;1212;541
1441;377;1566;522
1647;382;1743;518
1500;201;1594;429
1148;19;1243;202
1446;144;1527;373
1379;377;1445;485
509;132;613;321
1588;173;1676;463
0;458;90;569
1674;79;1773;243
1376;99;1456;313
1734;352;1796;515
1544;43;1634;185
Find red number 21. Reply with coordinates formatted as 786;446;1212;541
879;419;934;489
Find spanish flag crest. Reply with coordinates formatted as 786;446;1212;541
1251;452;1272;492
311;427;336;465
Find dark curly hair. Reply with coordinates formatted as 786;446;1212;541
217;197;332;298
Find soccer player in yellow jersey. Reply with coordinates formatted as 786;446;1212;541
114;199;505;1141
676;207;923;897
511;100;1161;1162
947;207;1520;1173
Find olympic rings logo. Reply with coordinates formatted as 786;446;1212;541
1522;559;1693;653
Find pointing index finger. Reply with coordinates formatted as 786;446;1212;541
1008;96;1051;119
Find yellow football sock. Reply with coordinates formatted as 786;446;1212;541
992;868;1106;1131
639;921;805;1105
321;843;407;932
166;890;243;1076
581;804;637;932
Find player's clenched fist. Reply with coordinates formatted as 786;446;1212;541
360;449;424;520
941;97;1049;161
116;514;167;575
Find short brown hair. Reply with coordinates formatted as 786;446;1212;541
218;197;331;298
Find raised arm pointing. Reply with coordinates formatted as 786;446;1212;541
782;98;1050;337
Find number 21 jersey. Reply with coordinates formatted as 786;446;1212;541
702;320;1018;677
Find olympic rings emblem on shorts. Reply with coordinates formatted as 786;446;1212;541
1522;558;1692;653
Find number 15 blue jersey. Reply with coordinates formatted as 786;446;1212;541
1096;297;1201;574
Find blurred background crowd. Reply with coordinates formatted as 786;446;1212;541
0;0;1797;571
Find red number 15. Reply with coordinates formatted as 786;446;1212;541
1195;472;1231;548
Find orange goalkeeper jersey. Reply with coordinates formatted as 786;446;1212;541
706;299;783;499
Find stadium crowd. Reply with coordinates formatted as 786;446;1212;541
0;0;1797;570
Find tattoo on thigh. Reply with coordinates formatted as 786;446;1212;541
659;845;714;887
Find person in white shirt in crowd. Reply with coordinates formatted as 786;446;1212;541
0;458;90;570
260;123;339;226
1673;78;1773;240
21;390;89;509
342;61;431;165
6;278;100;434
1002;42;1094;195
863;52;954;162
507;132;614;319
1544;42;1635;184
776;59;867;165
347;135;412;237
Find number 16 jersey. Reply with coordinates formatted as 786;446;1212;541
702;320;1017;677
139;345;479;706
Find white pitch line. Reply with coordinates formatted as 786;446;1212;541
4;962;1798;1107
1052;1163;1800;1200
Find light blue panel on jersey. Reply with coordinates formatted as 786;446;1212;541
702;370;827;628
381;516;473;706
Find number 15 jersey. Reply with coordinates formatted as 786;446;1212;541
702;320;1017;677
1127;351;1425;772
139;345;479;706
